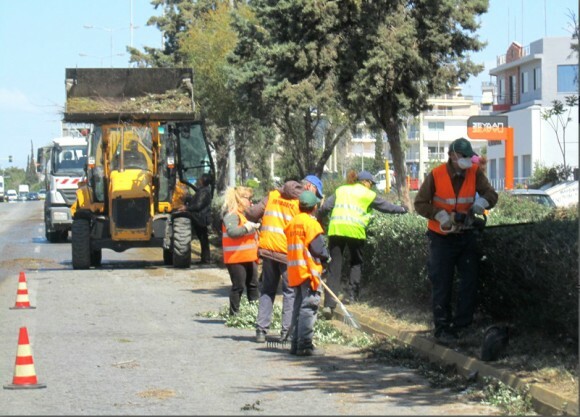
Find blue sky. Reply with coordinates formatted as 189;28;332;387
0;0;577;170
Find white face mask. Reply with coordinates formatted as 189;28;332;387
457;157;473;170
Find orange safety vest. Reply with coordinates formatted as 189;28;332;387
258;190;300;254
428;164;478;235
285;213;324;291
222;211;258;264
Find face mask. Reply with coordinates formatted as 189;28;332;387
457;157;473;170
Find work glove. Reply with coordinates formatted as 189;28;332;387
434;210;453;232
471;197;489;215
244;221;261;233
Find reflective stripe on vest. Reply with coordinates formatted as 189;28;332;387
258;190;299;254
222;211;258;264
328;183;376;239
285;213;324;291
428;163;478;235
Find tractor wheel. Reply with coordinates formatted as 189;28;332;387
172;217;192;268
72;219;91;270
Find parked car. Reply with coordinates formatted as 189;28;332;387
27;192;40;201
507;189;556;208
17;192;29;201
6;189;17;202
38;189;47;200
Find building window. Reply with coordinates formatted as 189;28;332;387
490;159;497;180
498;78;506;103
513;156;519;178
522;155;532;177
428;121;444;131
557;65;579;92
533;67;541;90
509;75;517;104
521;72;529;94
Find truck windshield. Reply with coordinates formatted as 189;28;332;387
55;146;87;174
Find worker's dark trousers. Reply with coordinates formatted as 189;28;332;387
256;258;295;334
193;224;210;263
324;235;365;309
426;230;479;336
226;261;259;316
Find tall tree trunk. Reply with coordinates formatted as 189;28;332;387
384;121;412;210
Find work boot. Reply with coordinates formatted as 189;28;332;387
435;329;458;346
321;306;334;320
296;347;326;357
255;329;266;343
279;329;291;342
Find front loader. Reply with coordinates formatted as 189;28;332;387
65;68;215;269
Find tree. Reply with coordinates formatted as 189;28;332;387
541;95;579;179
127;0;196;67
335;0;489;208
228;0;355;179
25;140;37;185
131;0;264;192
567;9;579;57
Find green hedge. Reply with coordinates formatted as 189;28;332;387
361;195;578;340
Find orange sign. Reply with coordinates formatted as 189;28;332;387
467;116;514;190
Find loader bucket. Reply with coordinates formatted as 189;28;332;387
64;68;197;122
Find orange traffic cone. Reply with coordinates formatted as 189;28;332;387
9;272;36;310
4;327;46;389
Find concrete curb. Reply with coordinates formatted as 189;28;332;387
333;309;578;416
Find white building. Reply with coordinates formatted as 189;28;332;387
487;37;579;189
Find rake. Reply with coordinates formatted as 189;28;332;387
319;279;361;330
265;327;292;348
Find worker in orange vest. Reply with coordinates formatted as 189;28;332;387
414;138;498;345
285;190;330;356
221;186;261;316
246;175;323;343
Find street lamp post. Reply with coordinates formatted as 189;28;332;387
83;24;138;67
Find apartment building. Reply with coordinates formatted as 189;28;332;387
345;87;484;182
487;36;579;189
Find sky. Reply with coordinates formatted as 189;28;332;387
0;0;577;170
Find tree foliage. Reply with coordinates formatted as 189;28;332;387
336;0;489;208
228;0;354;178
132;0;489;197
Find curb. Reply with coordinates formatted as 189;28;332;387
333;309;578;416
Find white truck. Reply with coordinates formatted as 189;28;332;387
18;184;30;199
37;125;90;242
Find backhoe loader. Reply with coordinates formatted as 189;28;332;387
65;68;215;269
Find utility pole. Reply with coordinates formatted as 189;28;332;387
227;0;236;188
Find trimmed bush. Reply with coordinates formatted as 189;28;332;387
360;195;578;341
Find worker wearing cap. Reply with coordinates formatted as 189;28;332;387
285;190;330;356
245;175;324;343
319;169;407;318
414;137;498;345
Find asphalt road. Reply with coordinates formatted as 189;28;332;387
0;201;501;415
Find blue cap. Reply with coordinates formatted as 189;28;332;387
304;175;323;198
358;170;376;184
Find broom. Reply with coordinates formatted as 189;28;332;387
319;279;361;330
